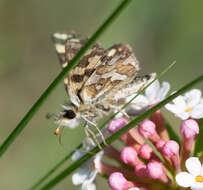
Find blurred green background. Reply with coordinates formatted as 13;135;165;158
0;0;203;189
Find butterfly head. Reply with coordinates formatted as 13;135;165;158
53;105;80;135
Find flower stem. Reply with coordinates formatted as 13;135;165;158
0;0;133;157
30;143;82;190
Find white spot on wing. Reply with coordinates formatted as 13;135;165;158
64;77;68;84
70;38;80;42
108;56;120;65
108;49;116;57
81;89;93;103
102;70;116;79
102;70;127;81
111;73;127;81
96;85;102;90
62;62;68;68
85;74;100;86
68;88;80;107
55;43;66;54
53;33;68;40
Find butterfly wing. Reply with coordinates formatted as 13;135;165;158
80;44;140;104
52;32;105;107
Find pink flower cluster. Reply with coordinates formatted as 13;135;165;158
97;111;200;190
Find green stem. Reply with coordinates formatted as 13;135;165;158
0;0;133;157
39;75;203;190
30;143;82;190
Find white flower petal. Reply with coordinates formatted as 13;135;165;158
192;188;203;190
200;164;203;176
129;188;140;190
157;81;170;101
126;95;149;116
81;181;96;190
185;89;202;108
126;105;148;116
191;104;203;119
145;80;160;102
176;112;190;120
83;138;95;151
86;170;97;182
173;95;187;110
165;103;181;114
176;172;195;187
94;151;104;170
186;157;202;176
72;168;89;185
127;94;149;105
72;150;85;161
191;181;203;190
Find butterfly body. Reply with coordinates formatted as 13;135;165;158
52;32;155;130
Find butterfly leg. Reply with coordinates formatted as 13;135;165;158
109;105;130;119
84;125;102;149
82;116;107;147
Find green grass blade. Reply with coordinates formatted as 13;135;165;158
194;118;203;156
0;0;133;157
39;75;203;190
30;144;82;190
164;118;181;145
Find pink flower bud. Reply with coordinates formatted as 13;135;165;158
108;172;134;190
147;161;168;183
108;118;128;134
156;139;166;151
162;140;179;158
162;140;180;172
180;119;199;139
135;163;148;178
121;147;139;166
138;120;156;138
139;144;153;160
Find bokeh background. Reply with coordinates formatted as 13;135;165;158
0;0;203;189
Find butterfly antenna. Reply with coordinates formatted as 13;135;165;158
58;125;65;145
46;112;59;120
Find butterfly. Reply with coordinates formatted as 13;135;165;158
51;32;155;145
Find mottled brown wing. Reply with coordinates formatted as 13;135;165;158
52;32;80;68
80;44;140;104
104;73;156;105
52;32;105;107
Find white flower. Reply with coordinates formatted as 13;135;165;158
165;89;203;120
72;138;104;190
128;188;140;190
176;157;203;190
126;80;170;116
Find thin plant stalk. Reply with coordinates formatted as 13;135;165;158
0;0;133;157
30;144;82;190
39;74;203;190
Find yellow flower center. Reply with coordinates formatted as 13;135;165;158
185;107;192;112
196;175;203;183
91;162;96;170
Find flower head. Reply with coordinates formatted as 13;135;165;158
180;119;199;139
176;157;203;190
72;138;103;190
67;86;203;190
165;89;203;120
108;172;135;190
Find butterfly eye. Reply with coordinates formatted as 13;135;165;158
63;110;76;119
